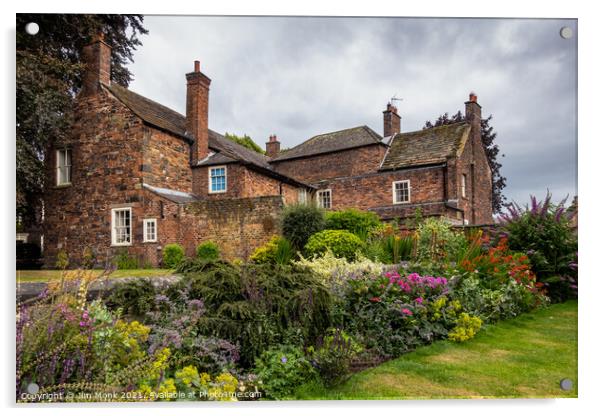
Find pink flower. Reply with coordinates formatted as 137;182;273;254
415;297;423;304
401;308;413;316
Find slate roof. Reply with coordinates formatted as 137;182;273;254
102;82;312;189
271;125;385;161
143;183;198;204
380;122;471;171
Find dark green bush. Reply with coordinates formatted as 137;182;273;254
249;236;294;265
16;242;42;269
254;345;317;399
162;243;185;269
304;230;364;261
500;193;578;302
175;261;333;367
105;278;156;316
114;249;139;270
325;208;381;239
281;204;325;250
196;241;220;261
307;328;361;387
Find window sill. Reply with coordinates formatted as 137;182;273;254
208;190;227;194
54;183;72;189
111;243;132;247
393;201;411;205
142;241;158;244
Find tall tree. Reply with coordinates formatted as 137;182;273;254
424;111;507;213
16;14;148;228
224;132;266;155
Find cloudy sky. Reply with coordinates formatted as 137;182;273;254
127;16;577;207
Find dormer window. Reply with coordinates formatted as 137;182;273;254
56;149;72;186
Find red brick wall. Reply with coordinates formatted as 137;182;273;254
192;163;304;204
142;127;193;193
318;166;446;212
271;144;387;183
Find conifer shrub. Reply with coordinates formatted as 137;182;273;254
162;243;185;269
196;241;220;261
175;261;333;367
281;204;325;250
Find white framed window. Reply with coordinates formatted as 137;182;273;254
56;149;72;186
461;174;467;198
111;207;132;246
317;189;332;209
143;218;157;242
392;180;410;204
209;166;227;193
298;189;307;204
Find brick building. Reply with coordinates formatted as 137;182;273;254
43;36;493;267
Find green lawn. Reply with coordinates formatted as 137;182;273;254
296;301;578;400
16;269;176;283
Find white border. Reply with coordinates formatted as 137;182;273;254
111;207;132;246
208;165;227;194
392;180;410;204
142;218;157;242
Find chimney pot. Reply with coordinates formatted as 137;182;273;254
194;60;200;72
383;102;401;137
469;92;478;102
266;134;281;157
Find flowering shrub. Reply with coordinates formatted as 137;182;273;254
500;193;578;302
448;313;482;342
249;235;294;265
415;218;468;262
294;251;386;296
341;270;463;357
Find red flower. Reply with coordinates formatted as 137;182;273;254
369;297;381;303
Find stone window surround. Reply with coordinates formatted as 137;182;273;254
392;180;411;204
143;218;157;243
208;165;227;194
111;207;132;246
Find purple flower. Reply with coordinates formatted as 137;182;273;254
415;297;423;304
281;356;288;363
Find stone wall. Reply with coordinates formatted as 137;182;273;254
142;127;193;193
43;87;147;266
178;196;283;261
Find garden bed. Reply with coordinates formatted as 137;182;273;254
294;301;578;399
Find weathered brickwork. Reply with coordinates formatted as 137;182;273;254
192;163;304;205
44;87;147;266
271;144;388;183
142;127;193;193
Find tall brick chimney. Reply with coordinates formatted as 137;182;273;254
186;60;212;164
383;103;401;137
266;134;281;158
464;92;481;127
81;33;111;96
